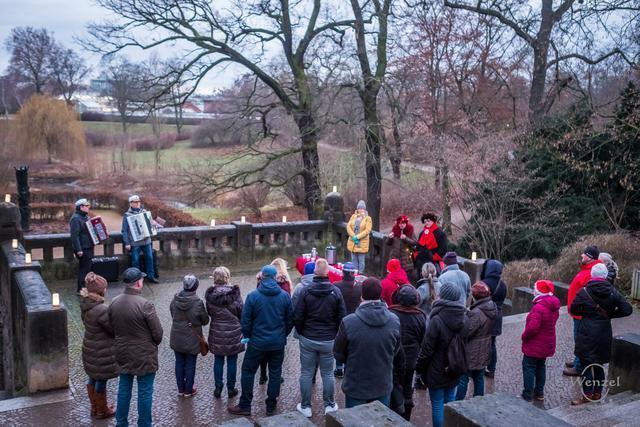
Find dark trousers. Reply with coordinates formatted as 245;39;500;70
487;336;497;373
77;247;94;292
522;355;546;400
582;361;605;397
239;345;285;411
174;351;197;394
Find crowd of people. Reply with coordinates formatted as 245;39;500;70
75;200;633;427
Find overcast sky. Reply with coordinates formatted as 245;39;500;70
0;0;238;93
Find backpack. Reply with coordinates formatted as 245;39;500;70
445;331;468;378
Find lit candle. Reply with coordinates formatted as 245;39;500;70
332;186;337;193
4;194;10;203
52;293;60;307
240;216;246;223
471;252;477;261
11;239;18;249
210;219;216;227
25;253;32;264
282;216;287;223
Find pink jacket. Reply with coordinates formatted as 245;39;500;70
521;295;560;359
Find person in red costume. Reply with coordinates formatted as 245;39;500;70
563;245;602;377
387;215;417;284
381;259;410;306
414;213;448;275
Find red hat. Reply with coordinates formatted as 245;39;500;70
534;280;554;295
387;258;401;273
396;215;409;225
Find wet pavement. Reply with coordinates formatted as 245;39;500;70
0;265;638;426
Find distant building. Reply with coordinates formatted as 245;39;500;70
89;79;110;94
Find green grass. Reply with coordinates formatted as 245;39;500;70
82;121;197;135
183;207;234;222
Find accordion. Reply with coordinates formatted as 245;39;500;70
126;211;158;243
86;216;109;245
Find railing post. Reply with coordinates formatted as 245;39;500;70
232;221;254;264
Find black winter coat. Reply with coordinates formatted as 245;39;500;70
294;276;347;341
205;284;245;356
482;259;507;336
333;301;403;400
334;278;362;315
69;209;94;252
464;297;497;370
81;296;118;380
414;227;448;274
169;290;209;355
415;299;466;389
571;279;633;364
389;297;427;370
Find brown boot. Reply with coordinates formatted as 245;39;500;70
94;391;116;419
86;384;97;417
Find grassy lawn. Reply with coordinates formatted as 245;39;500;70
183;207;234;222
83;121;197;135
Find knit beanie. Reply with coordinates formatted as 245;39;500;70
183;274;199;291
357;200;366;210
443;252;458;266
85;272;107;295
471;281;491;300
591;263;608;280
387;258;401;273
303;261;316;275
534;280;554;298
584;245;600;260
362;277;382;300
439;280;462;301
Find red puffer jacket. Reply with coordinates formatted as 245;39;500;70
521;295;560;359
381;269;410;306
567;260;602;320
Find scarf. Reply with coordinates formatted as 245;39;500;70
418;223;439;250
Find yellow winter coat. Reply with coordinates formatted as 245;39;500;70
346;213;372;254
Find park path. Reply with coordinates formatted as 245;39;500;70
0;265;637;426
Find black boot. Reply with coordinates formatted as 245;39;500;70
402;402;414;421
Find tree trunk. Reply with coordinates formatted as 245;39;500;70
362;87;383;231
294;111;323;219
390;114;402;181
441;161;452;235
529;0;553;124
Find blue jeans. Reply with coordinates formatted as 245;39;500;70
214;354;238;390
456;369;485;400
299;336;335;408
351;252;366;273
174;351;197;394
239;345;285;411
522;355;546;400
344;394;391;409
573;319;582;370
115;372;155;427
487;336;497;373
429;386;456;427
88;377;107;393
130;244;155;279
582;361;605;397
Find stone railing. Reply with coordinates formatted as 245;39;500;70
0;203;68;397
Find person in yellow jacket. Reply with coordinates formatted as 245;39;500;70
346;200;372;273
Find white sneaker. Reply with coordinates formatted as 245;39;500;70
324;403;339;414
296;403;312;418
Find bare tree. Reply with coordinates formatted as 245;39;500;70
85;0;356;219
101;57;145;134
443;0;637;124
49;45;90;104
349;0;393;230
4;27;55;95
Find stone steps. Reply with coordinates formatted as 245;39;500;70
548;392;640;426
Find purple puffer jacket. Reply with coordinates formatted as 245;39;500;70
205;284;245;356
521;295;560;359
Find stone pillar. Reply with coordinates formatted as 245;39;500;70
15;166;30;232
608;333;640;395
324;191;345;258
232;221;254;263
462;258;485;284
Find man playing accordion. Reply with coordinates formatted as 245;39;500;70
121;195;161;284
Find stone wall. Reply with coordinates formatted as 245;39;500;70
0;202;69;396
